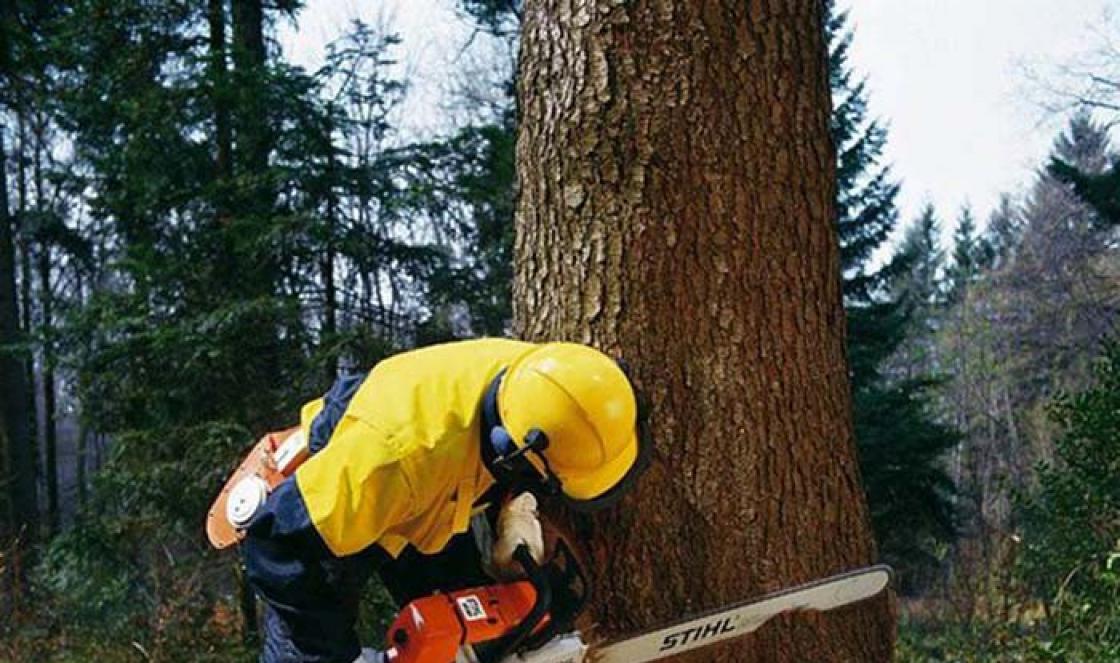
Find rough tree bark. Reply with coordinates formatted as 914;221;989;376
513;2;894;660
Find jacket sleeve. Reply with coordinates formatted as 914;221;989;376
243;416;415;661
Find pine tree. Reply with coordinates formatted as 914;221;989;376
414;120;516;337
945;205;995;304
1;129;35;549
828;6;957;589
896;204;946;314
2;0;93;542
949;206;977;292
932;114;1118;620
34;1;404;643
0;0;39;552
985;194;1022;268
1048;110;1119;226
409;0;521;336
1004;113;1118;409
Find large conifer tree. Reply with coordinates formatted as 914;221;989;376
828;6;957;589
413;0;520;337
35;1;447;644
1048;112;1120;227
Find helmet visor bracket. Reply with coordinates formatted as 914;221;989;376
494;427;562;498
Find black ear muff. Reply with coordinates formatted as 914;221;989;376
484;372;548;497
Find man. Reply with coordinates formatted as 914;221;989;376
243;338;649;662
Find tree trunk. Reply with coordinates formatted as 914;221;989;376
1;129;37;546
231;0;268;174
513;2;894;661
229;4;270;640
322;116;338;378
76;425;87;506
37;239;57;534
33;122;58;535
209;0;233;182
15;115;36;476
321;212;337;377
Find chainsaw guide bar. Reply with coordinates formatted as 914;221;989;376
583;564;892;663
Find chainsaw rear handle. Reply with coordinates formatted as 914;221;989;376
484;544;552;663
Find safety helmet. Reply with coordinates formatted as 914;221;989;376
496;342;649;510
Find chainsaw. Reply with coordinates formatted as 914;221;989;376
382;541;891;663
207;430;892;663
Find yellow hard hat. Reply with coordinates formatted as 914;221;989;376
498;342;643;504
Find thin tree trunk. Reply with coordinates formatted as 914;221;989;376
1;129;37;549
322;241;336;342
209;0;233;183
75;251;87;506
322;118;338;378
15;116;36;474
0;135;8;535
38;249;57;533
33;124;58;535
514;2;894;660
231;0;268;174
229;4;269;641
76;427;87;506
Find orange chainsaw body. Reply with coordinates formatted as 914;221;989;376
206;427;308;549
383;580;547;663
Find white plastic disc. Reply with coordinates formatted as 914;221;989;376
226;476;270;528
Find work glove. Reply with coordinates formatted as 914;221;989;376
492;492;544;578
353;647;383;663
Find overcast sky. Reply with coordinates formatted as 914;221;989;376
844;0;1112;230
280;0;1114;239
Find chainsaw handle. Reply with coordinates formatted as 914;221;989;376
513;544;542;577
485;544;552;663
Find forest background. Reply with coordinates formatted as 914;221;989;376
0;0;1118;661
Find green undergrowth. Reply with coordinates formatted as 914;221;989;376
898;613;1120;662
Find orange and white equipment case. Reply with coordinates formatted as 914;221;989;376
206;427;310;549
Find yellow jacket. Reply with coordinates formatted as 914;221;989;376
293;338;536;557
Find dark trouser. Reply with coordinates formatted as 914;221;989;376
258;532;492;663
258;543;387;663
